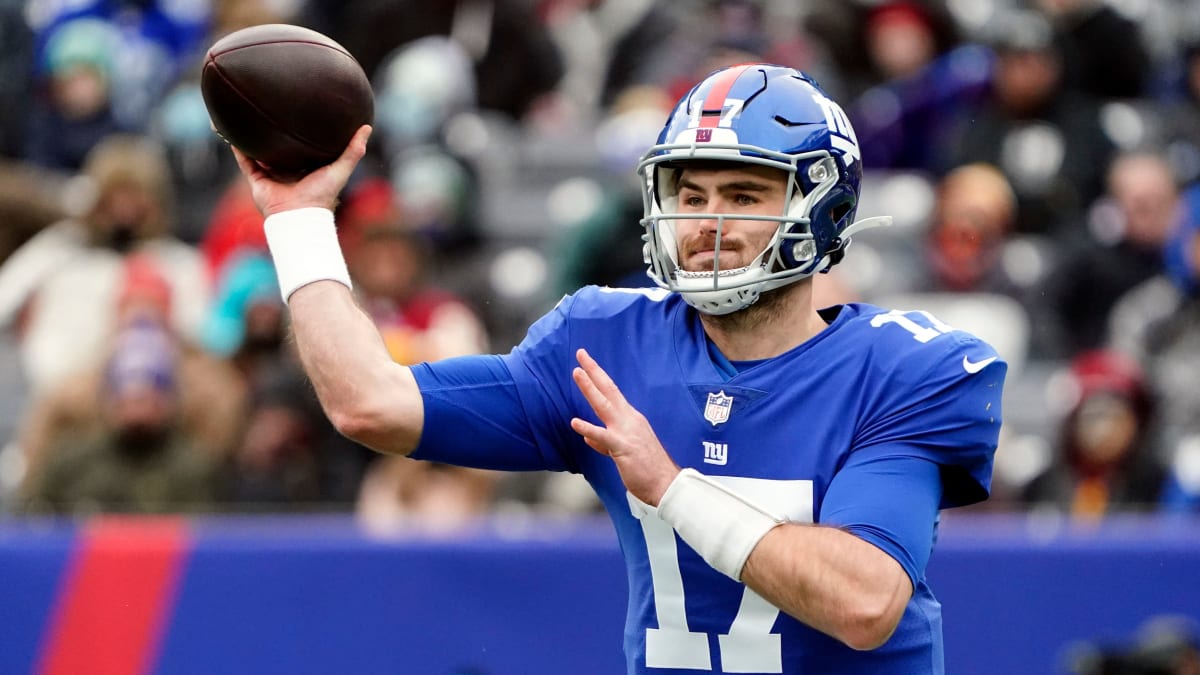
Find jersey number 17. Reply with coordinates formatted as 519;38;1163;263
631;477;814;672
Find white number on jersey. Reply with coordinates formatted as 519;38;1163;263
869;309;955;343
630;477;814;672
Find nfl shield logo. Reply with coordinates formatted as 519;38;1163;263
704;391;733;426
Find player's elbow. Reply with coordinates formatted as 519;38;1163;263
838;584;908;651
328;400;412;455
840;608;901;651
327;401;383;443
324;371;421;455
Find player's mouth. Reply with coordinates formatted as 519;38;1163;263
684;248;745;273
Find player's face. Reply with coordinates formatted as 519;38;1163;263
674;164;790;273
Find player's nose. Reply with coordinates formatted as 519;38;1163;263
697;212;728;235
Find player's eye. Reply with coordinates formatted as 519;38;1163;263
733;193;758;206
682;194;706;208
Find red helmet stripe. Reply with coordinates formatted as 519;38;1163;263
697;64;753;128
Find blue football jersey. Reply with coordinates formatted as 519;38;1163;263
412;286;1005;674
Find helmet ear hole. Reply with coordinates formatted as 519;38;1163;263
830;202;852;224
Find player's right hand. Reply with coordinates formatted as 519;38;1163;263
570;348;681;506
232;124;372;217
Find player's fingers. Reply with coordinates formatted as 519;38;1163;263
570;417;612;455
572;366;615;421
314;124;371;186
338;125;371;165
351;124;372;152
575;349;628;406
230;146;262;179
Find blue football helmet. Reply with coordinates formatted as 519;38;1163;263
637;64;890;315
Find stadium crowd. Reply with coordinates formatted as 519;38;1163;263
1;0;1199;530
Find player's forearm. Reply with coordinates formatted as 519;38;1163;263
287;281;424;455
740;524;912;651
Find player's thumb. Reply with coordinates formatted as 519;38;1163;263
341;125;372;165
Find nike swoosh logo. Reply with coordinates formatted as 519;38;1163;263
962;356;997;374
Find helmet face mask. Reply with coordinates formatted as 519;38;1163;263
637;64;873;316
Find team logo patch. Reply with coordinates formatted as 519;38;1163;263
696;128;713;142
703;391;733;426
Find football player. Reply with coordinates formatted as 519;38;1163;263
233;64;1006;674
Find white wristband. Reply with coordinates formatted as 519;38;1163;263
263;207;352;302
654;468;785;581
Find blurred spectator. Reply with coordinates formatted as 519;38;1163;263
222;361;369;509
210;0;293;40
1037;0;1150;99
351;224;489;364
370;38;483;253
850;42;992;171
201;252;285;382
199;179;269;279
856;164;1046;363
17;255;245;493
357;456;502;534
922;163;1022;295
390;146;480;255
328;0;562;122
944;9;1114;238
805;0;961;101
539;0;685;116
1161;39;1200;185
1022;350;1166;518
1038;151;1181;357
24;17;129;170
0;134;209;394
372;36;479;158
200;253;369;509
27;0;210;132
1109;183;1200;511
658;0;774;105
19;316;220;514
152;76;241;243
863;1;952;84
550;85;670;294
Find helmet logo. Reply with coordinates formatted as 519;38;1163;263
812;92;861;165
704;391;734;426
696;128;713;142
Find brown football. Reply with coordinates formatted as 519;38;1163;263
201;24;374;178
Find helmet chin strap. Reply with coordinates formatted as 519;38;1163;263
841;215;892;238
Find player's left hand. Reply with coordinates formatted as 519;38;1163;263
571;348;680;506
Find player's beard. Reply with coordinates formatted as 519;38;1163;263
702;279;802;334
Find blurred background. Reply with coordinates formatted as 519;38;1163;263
2;0;1200;673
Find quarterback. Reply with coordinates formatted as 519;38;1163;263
234;64;1005;673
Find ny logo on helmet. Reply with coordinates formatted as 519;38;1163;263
812;92;861;165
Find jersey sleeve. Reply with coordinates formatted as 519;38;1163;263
853;329;1007;509
410;294;582;473
820;454;942;585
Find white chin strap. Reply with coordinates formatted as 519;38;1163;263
840;215;892;239
677;266;769;316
